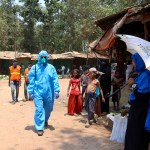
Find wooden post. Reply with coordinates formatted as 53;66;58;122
116;40;126;80
144;23;149;41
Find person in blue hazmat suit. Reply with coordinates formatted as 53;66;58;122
124;53;150;150
27;50;60;136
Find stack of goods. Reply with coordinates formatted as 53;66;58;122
107;104;130;143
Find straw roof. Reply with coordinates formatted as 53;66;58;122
0;51;108;60
0;51;14;60
0;51;31;60
70;51;108;59
30;54;38;60
51;51;108;59
17;52;31;58
31;54;53;60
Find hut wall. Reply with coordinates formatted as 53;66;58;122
48;60;53;65
72;58;86;69
53;59;73;71
87;58;101;67
73;57;105;69
0;58;31;75
0;59;12;75
17;58;31;68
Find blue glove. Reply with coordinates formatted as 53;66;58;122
29;94;34;100
54;92;59;99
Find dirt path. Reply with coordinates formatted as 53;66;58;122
0;79;123;150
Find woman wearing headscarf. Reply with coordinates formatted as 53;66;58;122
124;53;150;150
100;60;111;115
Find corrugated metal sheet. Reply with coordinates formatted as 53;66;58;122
90;3;150;53
95;3;150;31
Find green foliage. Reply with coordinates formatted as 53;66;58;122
37;0;63;53
0;0;21;51
19;0;42;53
0;0;149;53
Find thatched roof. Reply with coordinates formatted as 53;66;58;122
30;54;38;60
0;51;31;60
51;52;74;60
31;54;53;60
31;51;108;60
0;51;108;60
17;52;31;58
51;51;108;60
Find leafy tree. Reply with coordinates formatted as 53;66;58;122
0;0;149;53
37;0;63;53
0;0;20;51
19;0;42;53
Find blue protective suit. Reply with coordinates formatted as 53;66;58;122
27;50;60;131
130;53;150;132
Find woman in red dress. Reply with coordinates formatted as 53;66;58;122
67;69;82;115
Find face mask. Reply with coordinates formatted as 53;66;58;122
41;57;47;65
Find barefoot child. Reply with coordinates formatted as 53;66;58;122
81;67;89;107
85;68;105;128
67;69;82;115
94;71;104;117
81;67;89;97
111;70;123;110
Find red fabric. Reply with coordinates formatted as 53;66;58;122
70;78;81;95
91;13;128;52
68;94;82;115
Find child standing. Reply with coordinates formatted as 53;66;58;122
94;71;104;117
67;69;82;115
85;68;105;128
81;67;89;97
111;70;123;110
81;67;89;108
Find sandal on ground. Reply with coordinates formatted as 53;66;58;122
85;122;90;128
93;118;97;123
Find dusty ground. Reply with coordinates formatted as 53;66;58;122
0;79;124;150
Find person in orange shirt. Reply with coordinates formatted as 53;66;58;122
24;62;32;101
9;59;21;104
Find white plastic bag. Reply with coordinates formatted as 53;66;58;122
110;114;128;143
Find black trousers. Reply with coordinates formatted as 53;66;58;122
124;97;150;150
101;90;110;113
24;81;29;100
